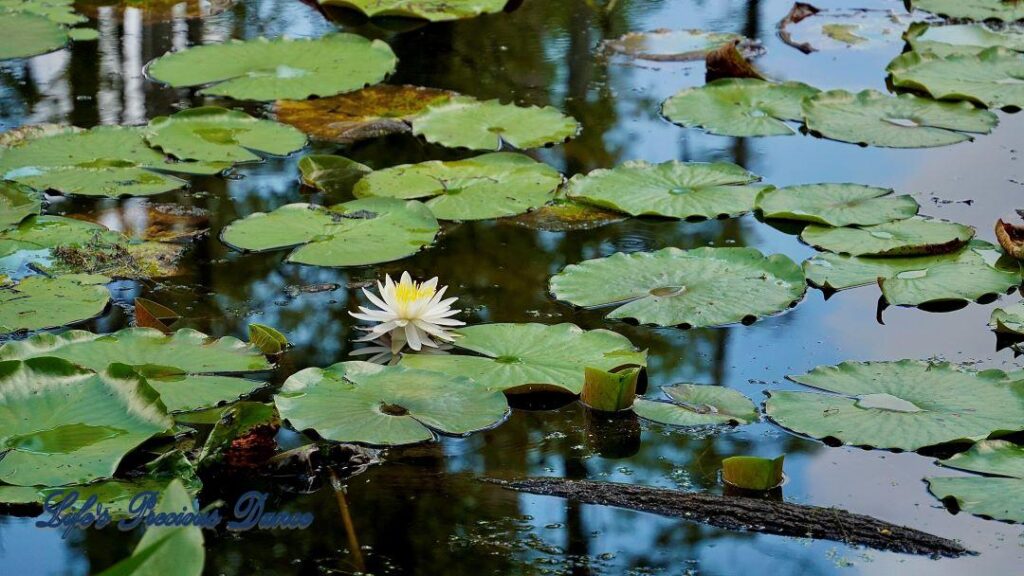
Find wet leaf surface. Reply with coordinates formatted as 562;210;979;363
757;183;919;227
888;47;1024;110
662;78;820;137
0;274;110;334
145;106;307;163
800;217;975;257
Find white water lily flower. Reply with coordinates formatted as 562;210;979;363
349;272;464;353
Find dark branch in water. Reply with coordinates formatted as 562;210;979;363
481;477;971;558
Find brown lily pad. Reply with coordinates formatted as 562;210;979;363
705;40;766;82
996;218;1024;259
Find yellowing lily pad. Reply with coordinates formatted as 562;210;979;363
317;0;509;22
144;107;307;163
411;97;580;150
662;78;820;137
800;218;975;257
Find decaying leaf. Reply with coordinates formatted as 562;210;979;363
134;298;180;333
996;218;1024;259
601;28;761;62
705;40;766;81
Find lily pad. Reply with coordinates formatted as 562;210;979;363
601;28;754;61
661;78;820;137
905;23;1024;57
411;97;580;150
275;361;509;446
802;89;998;148
275;84;455;144
800;218;975;256
2;0;87;25
144;107;307;163
317;0;508;21
400;323;646;394
778;6;912;52
0;274;110;334
633;384;758;426
990;302;1024;335
220;197;438;267
565;160;769;220
756;183;919;227
146;34;397;101
352;152;562;221
908;0;1024;22
766;360;1024;451
0;182;41;228
502;199;627;231
927;440;1024;523
0;357;173;486
550;247;806;328
0;11;66;60
298;155;373;195
888;47;1024;110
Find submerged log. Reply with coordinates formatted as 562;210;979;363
482;477;971;558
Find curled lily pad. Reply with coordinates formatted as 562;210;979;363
756;183;919;227
888;48;1024;110
146;34;398;101
800;218;975;257
0;357;173;486
990;302;1024;335
352;152;562;221
565;160;769;220
0;274;110;335
0;182;41;228
411;97;580;150
766;360;1024;451
633;384;758;427
927;440;1024;523
276;85;455;144
908;0;1024;22
661;78;820;137
220;197;438;267
802;89;998;148
400;323;646;394
317;0;508;21
275;361;509;446
298;155;373;195
905;23;1024;57
601;28;755;61
144;107;307;163
550;247;806;329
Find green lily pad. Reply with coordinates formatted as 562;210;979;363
550;247;806;328
661;78;821;137
880;249;1021;307
502;199;627;231
888;47;1024;110
0;0;86;25
0;125;228;197
766;360;1024;451
601;28;752;61
905;23;1024;57
317;0;508;21
275;361;509;446
928;440;1024;523
802;89;998;148
800;218;975;257
352;152;562;221
0;274;110;334
756;183;919;227
144;107;307;163
0;215;120;259
400;323;646;394
411;97;580;150
0;11;66;60
633;384;758;426
908;0;1024;22
0;357;173;486
565;160;769;220
990;302;1024;335
298;155;373;195
146;33;398;101
197;402;278;466
0;182;41;228
220;197;438;267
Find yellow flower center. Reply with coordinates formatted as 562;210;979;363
394;281;436;306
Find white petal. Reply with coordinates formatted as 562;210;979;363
405;324;423;351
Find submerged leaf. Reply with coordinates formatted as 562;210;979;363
411;97;580;150
0;274;110;334
756;183;919;227
778;4;912;52
602;28;755;62
888;47;1024;110
317;0;509;21
144;106;307;163
662;78;820;137
633;384;758;426
928;440;1024;523
908;0;1024;23
800;218;975;257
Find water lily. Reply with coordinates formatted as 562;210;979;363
350;272;464;354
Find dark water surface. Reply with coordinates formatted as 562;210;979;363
1;0;1023;574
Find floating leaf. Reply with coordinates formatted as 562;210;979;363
722;455;785;491
565;160;768;220
502;199;626;231
905;23;1024;57
144;107;307;163
778;5;911;52
146;34;398;101
298;155;373;195
249;323;289;355
990;302;1024;335
353;152;562;221
802;89;998;148
766;360;1024;451
633;384;758;426
134;297;179;332
66;26;96;40
662;78;820;137
0;215;120;258
0;123;80;148
927;440;1024;523
0;357;173;486
0;274;109;334
275;361;509;446
601;28;754;62
550;247;806;328
197;402;279;467
800;218;974;257
411;97;580;150
400;323;646;394
756;183;919;227
0;181;41;228
0;11;66;60
317;0;509;21
996;218;1024;259
888;47;1024;110
908;0;1024;23
221;198;438;267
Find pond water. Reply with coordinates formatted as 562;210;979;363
2;0;1024;574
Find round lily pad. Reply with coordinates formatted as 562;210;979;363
146;33;398;101
908;0;1024;22
888;48;1024;110
565;160;769;220
0;274;110;334
990;302;1024;335
411;97;580;150
353;152;561;221
756;183;919;227
0;357;173;486
768;360;1024;451
905;23;1024;57
633;384;758;427
661;78;820;137
0;11;67;60
220;197;439;267
275;361;509;446
317;0;509;21
601;28;752;61
802;89;998;148
927;440;1024;523
0;182;41;229
144;107;307;163
550;247;806;329
399;323;646;394
800;218;975;257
